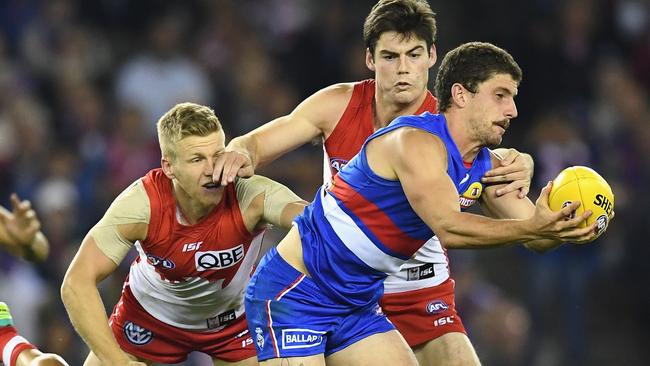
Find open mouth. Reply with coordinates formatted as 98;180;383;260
202;182;220;190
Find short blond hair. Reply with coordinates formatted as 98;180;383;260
157;102;222;161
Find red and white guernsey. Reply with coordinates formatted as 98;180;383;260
323;79;446;293
126;169;264;330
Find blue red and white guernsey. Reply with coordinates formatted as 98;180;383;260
300;112;493;306
244;112;492;360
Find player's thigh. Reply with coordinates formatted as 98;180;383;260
258;354;325;366
83;350;152;366
413;332;480;366
212;355;258;366
326;330;417;366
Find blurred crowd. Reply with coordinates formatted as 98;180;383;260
0;0;647;365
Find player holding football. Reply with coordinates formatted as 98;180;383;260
243;41;598;365
61;103;307;366
214;1;534;365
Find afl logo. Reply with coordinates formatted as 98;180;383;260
426;300;449;314
595;214;608;235
123;321;153;345
146;254;175;269
329;158;348;172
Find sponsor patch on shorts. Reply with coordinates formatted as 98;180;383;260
281;329;326;350
407;263;435;281
123;321;154;345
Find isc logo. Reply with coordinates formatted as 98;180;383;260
433;316;455;327
195;245;245;271
182;241;203;252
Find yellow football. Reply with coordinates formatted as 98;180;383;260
548;166;614;239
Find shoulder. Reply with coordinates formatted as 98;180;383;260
100;178;151;226
303;82;355;111
292;82;356;134
234;175;274;212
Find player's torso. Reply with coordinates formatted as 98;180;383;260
129;169;263;330
318;112;491;294
322;79;437;182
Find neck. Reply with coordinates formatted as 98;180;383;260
172;181;223;225
373;90;428;130
443;110;483;162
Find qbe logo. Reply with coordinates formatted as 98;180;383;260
195;245;244;271
123;321;153;345
426;300;449;314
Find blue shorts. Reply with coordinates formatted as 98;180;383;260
244;247;394;361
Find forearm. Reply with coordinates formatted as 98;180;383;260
523;239;562;253
227;135;260;169
21;232;49;262
436;211;537;249
61;280;130;365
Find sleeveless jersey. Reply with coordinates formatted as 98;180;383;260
298;113;491;306
128;169;264;330
322;79;437;182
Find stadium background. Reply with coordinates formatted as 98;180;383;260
0;0;648;365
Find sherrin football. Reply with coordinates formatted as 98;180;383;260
548;166;614;239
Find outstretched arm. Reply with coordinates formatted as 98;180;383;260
214;84;353;185
367;127;596;248
0;194;49;262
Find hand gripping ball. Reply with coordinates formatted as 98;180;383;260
548;166;614;239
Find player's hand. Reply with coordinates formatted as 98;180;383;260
213;151;255;186
0;193;40;248
482;149;534;198
529;182;598;244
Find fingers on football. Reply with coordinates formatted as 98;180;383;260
559;200;581;219
568;222;599;244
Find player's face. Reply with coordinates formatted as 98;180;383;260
165;131;226;207
366;31;436;106
466;73;518;148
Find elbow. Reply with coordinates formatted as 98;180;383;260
435;230;462;249
60;271;83;307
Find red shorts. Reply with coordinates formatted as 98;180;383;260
109;285;256;364
380;278;466;348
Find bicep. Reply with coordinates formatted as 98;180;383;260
236;175;306;230
251;86;348;165
66;234;120;284
386;130;462;233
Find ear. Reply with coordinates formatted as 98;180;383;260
428;44;437;68
161;157;175;179
365;48;376;72
450;83;469;108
